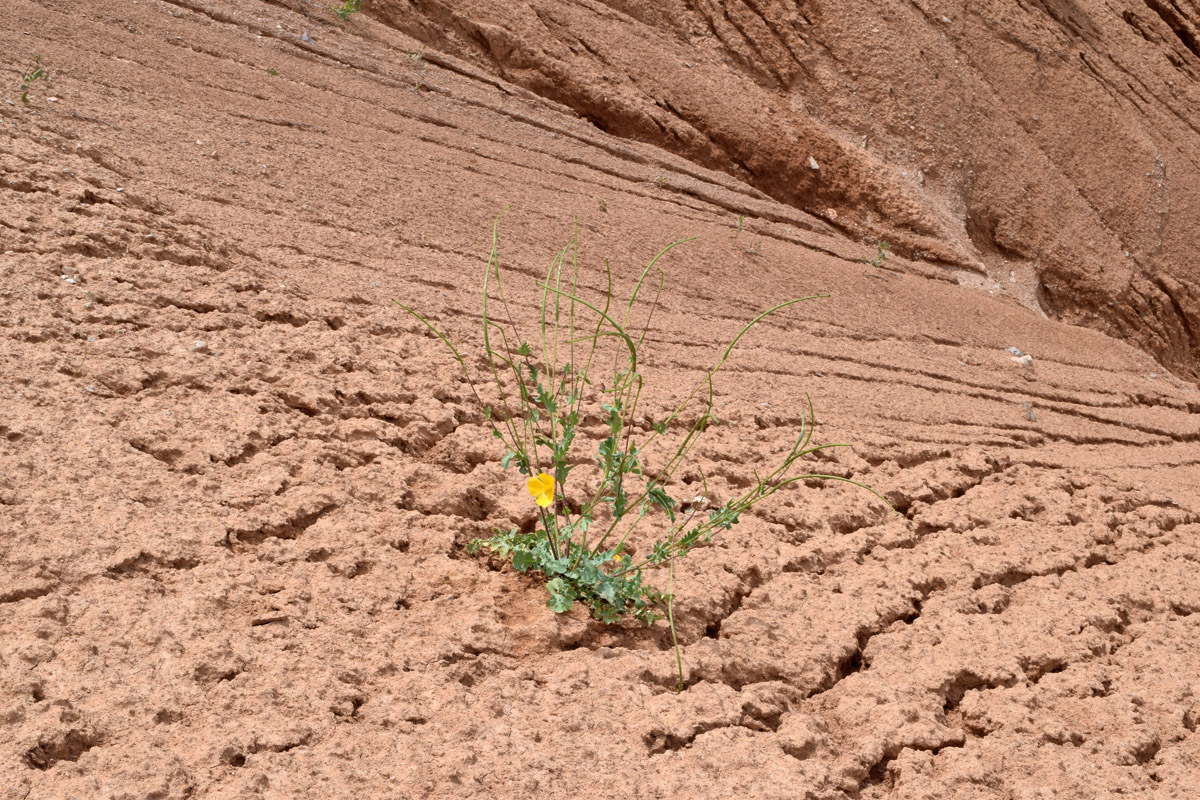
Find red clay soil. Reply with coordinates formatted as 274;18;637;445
1;1;1199;798
377;0;1200;382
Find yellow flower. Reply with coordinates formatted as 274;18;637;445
527;473;555;508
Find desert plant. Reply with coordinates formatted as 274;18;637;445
394;213;887;686
333;0;361;20
864;240;891;267
403;49;427;91
17;55;47;104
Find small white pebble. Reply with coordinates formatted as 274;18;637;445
808;156;820;170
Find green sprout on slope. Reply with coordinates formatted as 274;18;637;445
394;213;890;688
404;49;427;92
333;0;361;20
17;55;48;104
863;240;891;267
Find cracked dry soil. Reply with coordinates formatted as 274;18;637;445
2;1;1200;798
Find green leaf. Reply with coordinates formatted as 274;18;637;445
597;580;619;605
647;485;677;521
501;451;517;470
648;540;672;564
516;342;533;357
544;556;570;576
535;382;558;414
709;506;741;530
546;578;574;613
613;484;628;520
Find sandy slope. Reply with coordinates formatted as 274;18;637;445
1;1;1199;798
375;0;1200;381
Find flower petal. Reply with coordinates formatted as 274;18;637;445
528;473;555;507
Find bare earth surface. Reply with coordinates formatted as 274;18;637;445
2;1;1199;798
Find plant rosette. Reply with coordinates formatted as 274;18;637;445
397;212;891;687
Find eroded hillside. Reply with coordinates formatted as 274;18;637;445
377;0;1200;380
1;1;1199;799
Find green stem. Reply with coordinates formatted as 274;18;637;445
668;559;683;693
